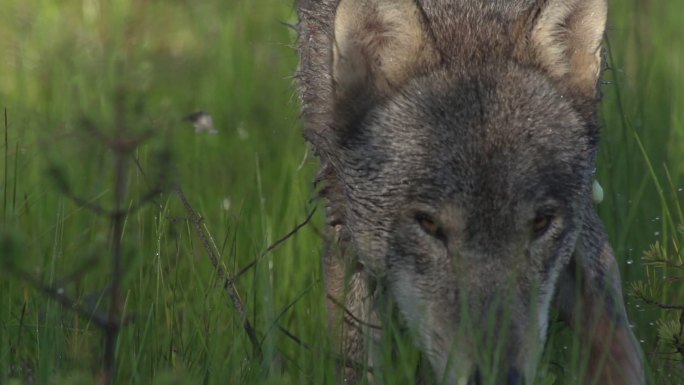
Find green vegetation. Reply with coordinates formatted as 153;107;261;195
600;2;684;382
0;1;681;384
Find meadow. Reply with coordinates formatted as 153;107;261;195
0;1;682;384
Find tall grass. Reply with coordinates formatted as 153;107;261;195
0;1;681;384
598;2;684;381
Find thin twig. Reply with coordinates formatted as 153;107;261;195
49;171;161;218
277;324;373;373
53;254;100;287
278;325;313;350
227;207;317;285
264;207;317;256
635;292;684;310
326;294;383;330
1;264;116;328
261;282;316;346
174;187;263;360
102;116;129;385
4;108;8;221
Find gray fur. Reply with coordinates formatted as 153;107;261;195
295;0;645;384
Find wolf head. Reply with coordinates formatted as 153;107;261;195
303;0;607;382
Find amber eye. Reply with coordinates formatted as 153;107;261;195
532;213;553;238
416;213;444;240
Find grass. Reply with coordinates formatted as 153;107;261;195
0;0;682;384
598;3;684;382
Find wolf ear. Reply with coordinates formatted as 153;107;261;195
332;0;438;104
525;0;607;98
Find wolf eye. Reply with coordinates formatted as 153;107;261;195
532;213;554;238
416;213;444;240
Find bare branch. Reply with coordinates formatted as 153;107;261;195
47;164;162;218
174;187;263;360
227;206;317;285
326;294;382;330
277;324;373;373
635;291;684;310
0;264;125;329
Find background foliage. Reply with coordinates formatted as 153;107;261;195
0;0;682;384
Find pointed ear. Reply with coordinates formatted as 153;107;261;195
526;0;607;98
332;0;438;104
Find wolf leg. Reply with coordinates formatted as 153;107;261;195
324;227;381;384
555;208;645;385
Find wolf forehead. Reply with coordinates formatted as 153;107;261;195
338;66;595;202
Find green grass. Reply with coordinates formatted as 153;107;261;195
0;1;682;384
598;3;684;382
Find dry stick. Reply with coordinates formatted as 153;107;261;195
227;206;317;285
326;294;382;330
174;186;368;372
3;263;114;328
277;324;373;373
12;142;18;215
52;177;160;218
635;291;684;310
174;187;263;360
4;108;8;221
677;310;684;367
101;96;138;385
102;138;127;385
233;207;373;373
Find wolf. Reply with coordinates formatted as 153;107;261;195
295;0;645;384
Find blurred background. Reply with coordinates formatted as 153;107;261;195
0;1;681;384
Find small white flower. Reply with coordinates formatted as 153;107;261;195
236;121;249;140
184;111;217;134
